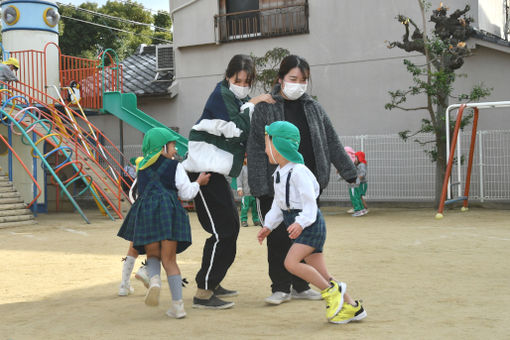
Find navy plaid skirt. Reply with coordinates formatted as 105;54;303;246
117;181;191;254
282;209;326;253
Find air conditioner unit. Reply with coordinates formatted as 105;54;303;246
156;44;174;72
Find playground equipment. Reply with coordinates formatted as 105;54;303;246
0;43;188;223
435;101;510;219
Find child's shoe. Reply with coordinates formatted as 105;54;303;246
347;208;354;214
241;221;249;227
352;209;367;217
144;275;161;306
118;283;134;296
166;300;187;319
254;221;262;226
135;265;150;288
321;281;346;319
329;300;367;324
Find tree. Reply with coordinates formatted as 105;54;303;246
59;1;172;60
385;1;491;205
251;47;290;93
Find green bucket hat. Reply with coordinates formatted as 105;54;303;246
265;121;304;164
137;127;178;171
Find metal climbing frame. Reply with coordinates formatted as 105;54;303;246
436;101;510;219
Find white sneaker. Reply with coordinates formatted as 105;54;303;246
118;283;134;296
347;208;354;214
166;300;186;319
265;291;291;305
352;209;368;217
144;275;161;306
291;288;322;300
135;265;150;288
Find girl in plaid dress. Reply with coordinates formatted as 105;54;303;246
257;121;366;324
118;128;210;319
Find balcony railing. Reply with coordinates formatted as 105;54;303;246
215;3;309;43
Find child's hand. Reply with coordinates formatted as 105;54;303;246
196;172;211;186
287;223;303;239
257;227;271;244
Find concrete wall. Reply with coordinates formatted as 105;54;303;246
478;0;507;37
158;0;510;140
0;125;46;205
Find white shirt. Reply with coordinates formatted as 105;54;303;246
264;162;320;231
174;162;200;201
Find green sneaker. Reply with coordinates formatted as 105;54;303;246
329;300;367;324
321;281;346;319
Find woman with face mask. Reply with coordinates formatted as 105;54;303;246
183;54;274;310
246;55;358;305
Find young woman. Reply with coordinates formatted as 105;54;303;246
182;54;275;309
247;55;358;305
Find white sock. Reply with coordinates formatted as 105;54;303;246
121;256;136;285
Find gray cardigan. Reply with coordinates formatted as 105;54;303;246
247;84;357;197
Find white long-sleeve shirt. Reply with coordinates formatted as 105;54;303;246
175;162;200;201
264;162;320;231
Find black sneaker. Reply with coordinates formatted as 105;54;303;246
213;285;238;297
192;295;235;309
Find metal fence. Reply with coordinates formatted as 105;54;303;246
107;129;510;203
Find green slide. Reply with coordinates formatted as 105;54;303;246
102;91;188;157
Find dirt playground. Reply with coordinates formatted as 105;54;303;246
1;206;509;339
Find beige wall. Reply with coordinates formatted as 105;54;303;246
162;0;510;139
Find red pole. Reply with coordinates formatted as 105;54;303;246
462;107;479;209
436;104;466;217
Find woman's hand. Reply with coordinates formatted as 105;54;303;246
249;94;276;105
287;223;303;239
196;172;211;186
257;227;272;244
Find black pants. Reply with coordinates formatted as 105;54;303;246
189;172;240;291
257;195;310;293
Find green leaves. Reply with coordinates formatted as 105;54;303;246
251;47;290;93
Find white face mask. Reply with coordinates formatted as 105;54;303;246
282;81;307;100
229;83;250;99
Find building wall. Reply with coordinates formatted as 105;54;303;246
159;0;510;141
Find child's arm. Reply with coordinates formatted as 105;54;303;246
175;163;210;200
257;199;283;244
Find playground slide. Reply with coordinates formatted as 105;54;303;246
102;91;188;157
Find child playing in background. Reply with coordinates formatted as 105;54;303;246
342;147;365;216
237;155;261;227
355;151;368;214
117;127;210;319
258;121;366;324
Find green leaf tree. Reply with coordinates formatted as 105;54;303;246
59;1;172;60
386;1;491;205
251;47;290;93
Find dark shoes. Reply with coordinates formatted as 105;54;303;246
213;285;239;297
192;295;234;309
253;221;262;226
241;221;249;227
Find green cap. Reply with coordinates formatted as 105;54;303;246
265;121;304;164
137;128;178;170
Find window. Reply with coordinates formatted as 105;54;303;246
216;0;309;43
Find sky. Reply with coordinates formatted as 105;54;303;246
60;0;170;13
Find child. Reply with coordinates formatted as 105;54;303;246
342;147;365;216
237;155;261;227
117;127;210;319
257;121;366;324
355;151;368;214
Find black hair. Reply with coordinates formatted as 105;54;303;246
225;54;256;86
276;55;310;83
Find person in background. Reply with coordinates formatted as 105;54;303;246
354;151;368;215
0;57;19;82
237;154;261;227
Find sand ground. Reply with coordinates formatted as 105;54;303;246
1;206;509;339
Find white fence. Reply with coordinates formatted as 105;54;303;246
108;129;510;203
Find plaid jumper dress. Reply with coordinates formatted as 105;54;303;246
117;158;192;254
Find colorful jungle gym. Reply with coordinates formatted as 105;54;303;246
0;0;186;225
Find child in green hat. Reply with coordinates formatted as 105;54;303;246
117;127;210;319
257;121;367;324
